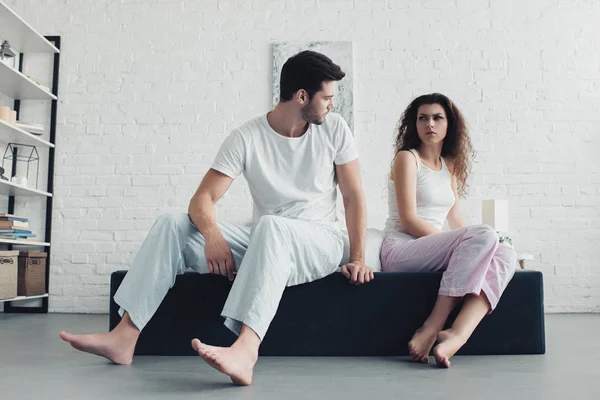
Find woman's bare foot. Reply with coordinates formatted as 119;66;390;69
191;338;258;386
408;326;439;363
432;329;468;368
59;331;136;365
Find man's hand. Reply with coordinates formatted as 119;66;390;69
204;234;236;281
341;261;374;285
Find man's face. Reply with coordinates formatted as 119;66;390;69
301;81;335;125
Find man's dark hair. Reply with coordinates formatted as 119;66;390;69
279;50;345;102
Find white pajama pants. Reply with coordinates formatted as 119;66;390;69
113;213;344;340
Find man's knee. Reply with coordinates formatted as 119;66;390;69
252;215;287;235
155;212;193;233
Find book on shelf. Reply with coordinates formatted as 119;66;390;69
0;220;29;229
15;121;44;135
25;74;51;93
0;227;33;233
0;228;36;239
0;237;39;243
0;227;32;232
0;215;31;234
0;214;29;226
0;213;27;219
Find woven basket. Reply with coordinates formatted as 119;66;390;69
17;251;47;296
0;250;19;299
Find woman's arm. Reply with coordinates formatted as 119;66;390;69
392;151;441;238
446;162;465;230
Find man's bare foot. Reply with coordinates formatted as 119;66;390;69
408;326;439;363
59;331;135;365
432;329;468;368
191;338;258;386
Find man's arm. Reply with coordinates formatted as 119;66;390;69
188;169;237;280
335;158;374;285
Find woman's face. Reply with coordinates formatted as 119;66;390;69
416;103;448;145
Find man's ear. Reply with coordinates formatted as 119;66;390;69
296;90;307;104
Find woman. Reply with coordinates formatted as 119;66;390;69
380;93;517;368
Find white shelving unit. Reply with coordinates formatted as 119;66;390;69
0;179;52;197
0;2;58;54
0;237;50;247
0;293;48;303
0;119;54;148
0;1;59;311
0;62;57;100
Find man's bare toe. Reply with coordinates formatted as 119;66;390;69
59;331;74;342
191;338;255;386
58;331;134;365
191;338;202;352
192;340;219;368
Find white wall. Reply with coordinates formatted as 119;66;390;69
4;0;599;313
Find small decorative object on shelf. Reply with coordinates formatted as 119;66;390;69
481;200;535;270
0;105;17;125
26;74;51;93
498;235;512;247
0;105;8;121
0;39;17;69
2;142;39;189
482;198;513;243
482;199;509;232
0;166;7;181
518;253;535;269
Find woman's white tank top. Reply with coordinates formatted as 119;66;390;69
383;149;455;241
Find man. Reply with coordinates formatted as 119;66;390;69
60;50;373;386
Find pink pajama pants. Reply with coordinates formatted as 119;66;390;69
380;224;517;311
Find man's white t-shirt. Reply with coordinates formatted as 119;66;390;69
211;112;358;227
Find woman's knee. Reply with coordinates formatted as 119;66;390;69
497;243;518;272
379;240;408;272
467;224;499;245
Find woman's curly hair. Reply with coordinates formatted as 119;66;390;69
393;93;475;197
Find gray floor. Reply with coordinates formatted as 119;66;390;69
1;314;599;400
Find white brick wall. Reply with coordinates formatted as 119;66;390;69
4;0;599;313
